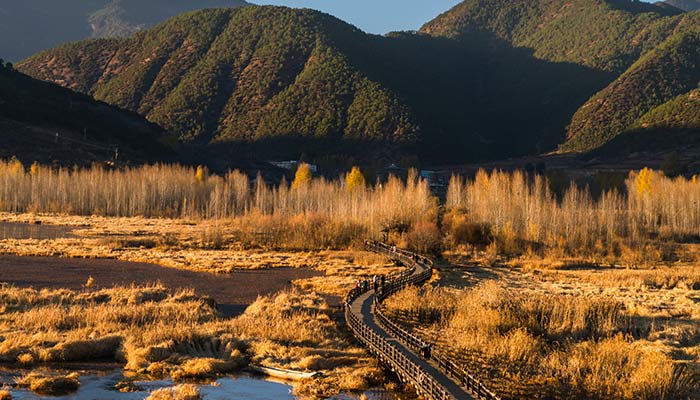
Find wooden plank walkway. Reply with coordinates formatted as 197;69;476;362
345;241;500;400
349;287;474;399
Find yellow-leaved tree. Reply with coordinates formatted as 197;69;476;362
635;167;654;196
346;166;365;193
29;162;39;176
292;163;313;189
9;157;23;176
195;165;206;183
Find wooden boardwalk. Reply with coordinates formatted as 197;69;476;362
344;242;495;400
349;287;474;399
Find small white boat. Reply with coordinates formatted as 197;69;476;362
249;365;321;381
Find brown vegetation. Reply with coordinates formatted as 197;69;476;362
446;168;700;265
15;372;80;396
384;277;700;399
5;162;700;399
146;384;201;400
0;284;382;398
0;161;435;249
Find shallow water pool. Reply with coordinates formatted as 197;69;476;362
2;368;398;400
0;222;75;240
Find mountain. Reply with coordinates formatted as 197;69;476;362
88;0;250;38
420;0;687;75
662;0;700;11
17;6;614;165
19;0;700;166
0;63;173;165
563;31;700;152
17;8;420;164
0;0;248;62
419;0;700;158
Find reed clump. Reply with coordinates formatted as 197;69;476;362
384;281;699;399
15;372;80;396
0;161;435;249
146;384;201;400
446;168;700;264
0;284;379;398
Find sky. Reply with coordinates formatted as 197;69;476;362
248;0;464;34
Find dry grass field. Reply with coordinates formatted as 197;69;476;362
0;283;386;397
0;212;402;279
4;161;700;398
0;212;400;397
384;256;700;400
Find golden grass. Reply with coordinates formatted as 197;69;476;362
0;161;436;249
15;372;80;396
0;212;399;275
293;250;402;296
384;269;700;400
146;384;201;400
446;169;700;265
170;356;244;381
527;264;700;291
0;390;10;400
0;283;381;398
0;213;395;396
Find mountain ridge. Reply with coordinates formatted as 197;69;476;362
0;0;248;62
662;0;700;11
15;0;700;166
0;64;173;165
419;0;688;74
563;30;700;152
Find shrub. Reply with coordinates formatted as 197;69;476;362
16;373;80;396
406;221;442;255
442;209;491;247
146;384;201;400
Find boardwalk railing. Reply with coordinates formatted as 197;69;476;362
344;240;500;400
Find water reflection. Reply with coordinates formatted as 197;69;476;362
2;368;398;400
6;373;291;399
0;222;75;240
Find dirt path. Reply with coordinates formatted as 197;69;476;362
0;255;321;316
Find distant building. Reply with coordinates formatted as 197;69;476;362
377;164;407;182
269;160;318;174
420;170;448;185
420;170;436;181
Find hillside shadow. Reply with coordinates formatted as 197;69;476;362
0;68;176;165
190;136;418;174
200;29;614;167
330;29;615;164
584;125;700;163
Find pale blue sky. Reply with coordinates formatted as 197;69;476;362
247;0;464;34
248;0;661;34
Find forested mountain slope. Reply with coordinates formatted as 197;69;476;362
420;0;689;74
420;0;700;156
17;6;611;164
563;31;700;152
0;64;172;165
17;0;700;164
